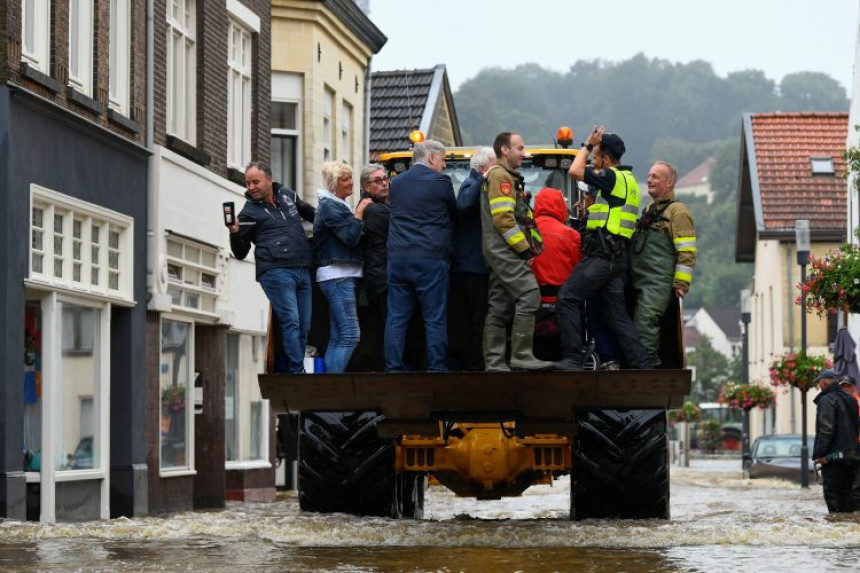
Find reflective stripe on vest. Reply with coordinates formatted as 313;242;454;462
585;168;640;239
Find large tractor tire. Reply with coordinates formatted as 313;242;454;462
571;409;669;520
297;411;424;518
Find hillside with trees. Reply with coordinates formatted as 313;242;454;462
454;54;849;309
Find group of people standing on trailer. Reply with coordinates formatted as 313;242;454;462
228;126;697;374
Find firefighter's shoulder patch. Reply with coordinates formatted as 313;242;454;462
500;182;512;195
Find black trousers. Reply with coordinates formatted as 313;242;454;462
556;255;651;368
447;271;489;371
821;462;857;513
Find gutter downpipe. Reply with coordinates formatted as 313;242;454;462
787;243;796;433
146;0;157;297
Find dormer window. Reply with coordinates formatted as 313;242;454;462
810;156;835;175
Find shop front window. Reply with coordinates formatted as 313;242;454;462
160;319;192;470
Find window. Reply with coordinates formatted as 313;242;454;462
271;101;299;190
810;157;835;175
165;236;219;315
227;18;253;169
225;334;269;465
166;0;197;143
323;88;334;161
30;187;134;302
340;101;352;167
24;299;107;480
69;0;94;96
109;0;131;114
160;318;193;471
22;0;51;73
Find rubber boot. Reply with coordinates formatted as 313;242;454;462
483;321;510;371
509;314;554;371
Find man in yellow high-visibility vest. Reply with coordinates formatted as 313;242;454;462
555;126;652;370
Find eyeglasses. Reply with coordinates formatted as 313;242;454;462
368;176;389;185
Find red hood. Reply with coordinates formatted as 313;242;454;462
534;188;568;222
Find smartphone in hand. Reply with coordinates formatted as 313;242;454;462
223;202;236;226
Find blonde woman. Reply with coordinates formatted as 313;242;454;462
313;162;372;372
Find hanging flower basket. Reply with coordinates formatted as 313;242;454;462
718;381;775;411
768;351;832;392
797;243;860;317
668;401;702;423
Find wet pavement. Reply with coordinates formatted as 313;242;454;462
2;459;859;572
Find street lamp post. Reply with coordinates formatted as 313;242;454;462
796;219;811;489
740;289;752;475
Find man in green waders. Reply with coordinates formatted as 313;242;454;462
630;161;697;367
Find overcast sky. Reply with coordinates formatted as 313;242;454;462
369;0;858;96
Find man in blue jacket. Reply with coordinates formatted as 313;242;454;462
229;162;313;373
448;146;495;371
385;140;457;371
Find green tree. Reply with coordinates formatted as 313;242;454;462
686;334;731;402
779;72;849;111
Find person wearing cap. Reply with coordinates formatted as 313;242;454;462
554;125;651;370
838;375;860;509
480;132;552;371
531;187;581;361
813;369;860;513
629;161;697;367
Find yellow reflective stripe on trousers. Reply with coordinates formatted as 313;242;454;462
674;236;697;252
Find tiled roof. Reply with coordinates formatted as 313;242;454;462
748;112;848;232
370;68;436;156
677;157;714;187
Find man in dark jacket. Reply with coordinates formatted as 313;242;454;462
229;162;312;373
385;140;456;371
448;146;495;370
813;368;860;513
349;163;391;371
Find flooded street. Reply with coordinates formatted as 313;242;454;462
2;459;860;572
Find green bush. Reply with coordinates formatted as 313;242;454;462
697;419;723;453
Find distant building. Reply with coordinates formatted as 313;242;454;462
686;306;742;358
675;158;715;203
370;65;462;159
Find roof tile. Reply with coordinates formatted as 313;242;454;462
750;112;848;232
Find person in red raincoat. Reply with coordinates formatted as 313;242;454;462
530;187;581;361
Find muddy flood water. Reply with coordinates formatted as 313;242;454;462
2;459;859;572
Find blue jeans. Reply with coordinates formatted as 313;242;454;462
385;257;448;372
319;277;360;373
259;267;312;373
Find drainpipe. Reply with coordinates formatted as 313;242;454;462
786;243;796;432
146;0;156;296
364;57;372;163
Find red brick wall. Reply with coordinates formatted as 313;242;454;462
152;0;271;178
2;0;148;145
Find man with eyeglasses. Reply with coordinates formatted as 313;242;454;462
385;140;457;372
348;164;391;371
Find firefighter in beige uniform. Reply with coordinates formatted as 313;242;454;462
480;132;553;371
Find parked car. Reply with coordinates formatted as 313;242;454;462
748;434;817;483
